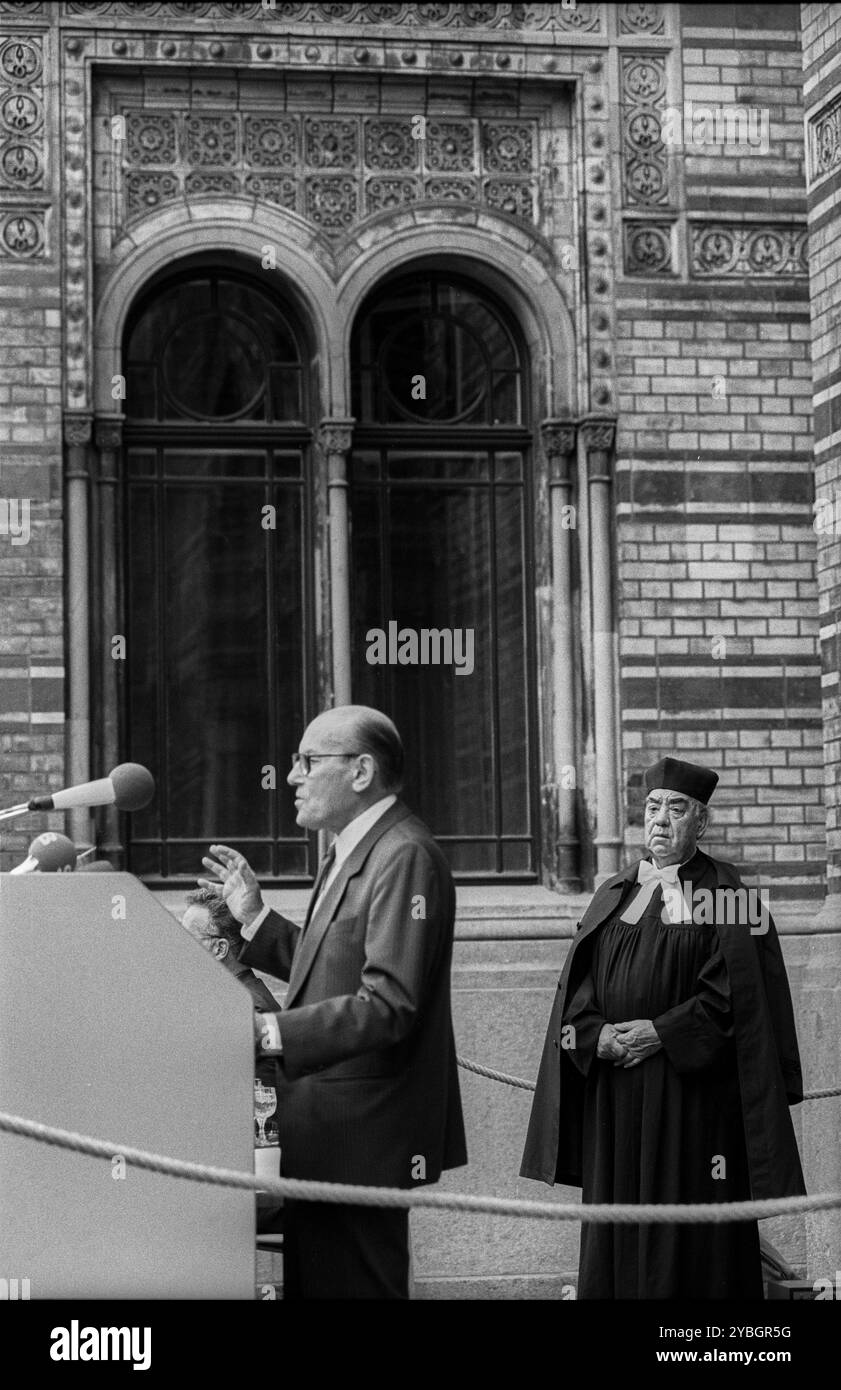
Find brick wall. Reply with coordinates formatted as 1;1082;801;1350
617;3;824;897
801;3;841;896
0;20;65;867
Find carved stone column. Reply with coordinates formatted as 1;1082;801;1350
63;411;93;850
541;419;580;890
581;416;621;881
318;419;355;707
94;416;124;864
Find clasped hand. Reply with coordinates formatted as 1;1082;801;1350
597;1019;662;1068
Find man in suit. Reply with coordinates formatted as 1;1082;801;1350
199;705;466;1300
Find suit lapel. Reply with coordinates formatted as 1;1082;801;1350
285;800;412;1007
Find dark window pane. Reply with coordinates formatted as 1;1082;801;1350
125;273;305;424
444;842;498;874
268;363;302;420
351;272;523;425
349;449;380;482
272;452;303;478
492;372;521;425
502;841;532;873
217;281;300;362
126;364;157;419
127;449;156;477
161;313;266;419
162;451;268;478
494;451;523;481
379;314;488;423
386;451;489;481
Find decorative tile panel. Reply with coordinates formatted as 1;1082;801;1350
690;223;809;277
0;34;46;249
808;90;841;188
620;53;669;209
623;220;672;274
618;3;665;36
59;2;605;30
115;104;539;237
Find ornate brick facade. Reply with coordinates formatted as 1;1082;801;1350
0;0;827;901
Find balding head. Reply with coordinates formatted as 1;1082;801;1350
288;705;403;832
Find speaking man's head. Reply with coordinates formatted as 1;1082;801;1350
642;756;718;868
288;705;404;834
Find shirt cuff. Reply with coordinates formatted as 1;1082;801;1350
257;1012;283;1055
240;902;271;941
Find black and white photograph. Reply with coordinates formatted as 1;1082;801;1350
0;0;839;1367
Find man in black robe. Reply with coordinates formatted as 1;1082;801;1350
520;756;805;1299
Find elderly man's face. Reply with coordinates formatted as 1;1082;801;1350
287;711;369;834
181;904;229;960
644;789;706;867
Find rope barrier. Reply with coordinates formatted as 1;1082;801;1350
456;1054;841;1101
1;1109;840;1224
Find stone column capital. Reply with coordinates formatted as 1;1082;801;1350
318;418;355;460
540;418;577;483
63;411;93;448
579;415;616;481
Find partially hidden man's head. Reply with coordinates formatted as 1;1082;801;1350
181;886;242;966
288;705;404;834
643;756;718;867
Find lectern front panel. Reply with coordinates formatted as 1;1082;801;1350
0;873;255;1298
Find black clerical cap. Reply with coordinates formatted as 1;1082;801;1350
643;756;718;805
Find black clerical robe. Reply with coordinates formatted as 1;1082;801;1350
520;848;805;1299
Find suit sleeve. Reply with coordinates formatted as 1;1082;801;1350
653;930;734;1073
275;839;446;1080
238;909;299;983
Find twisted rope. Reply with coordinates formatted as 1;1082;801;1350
1;1110;839;1224
456;1055;840;1101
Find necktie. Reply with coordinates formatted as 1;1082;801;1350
620;859;687;924
303;844;336;930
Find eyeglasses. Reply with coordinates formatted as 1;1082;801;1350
290;752;362;777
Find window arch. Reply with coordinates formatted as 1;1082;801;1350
349;271;538;878
125;272;306;423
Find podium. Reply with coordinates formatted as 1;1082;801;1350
0;873;256;1298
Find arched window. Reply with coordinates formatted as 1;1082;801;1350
350;273;538;878
122;269;313;880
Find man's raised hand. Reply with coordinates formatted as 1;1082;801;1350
198;843;264;928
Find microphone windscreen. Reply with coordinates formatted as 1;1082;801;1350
75;859;115;873
110;763;155;812
10;832;77;874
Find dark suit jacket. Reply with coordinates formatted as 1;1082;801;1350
520;850;805;1200
239;799;467;1188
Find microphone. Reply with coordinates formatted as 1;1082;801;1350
10;832;78;874
26;762;155;813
